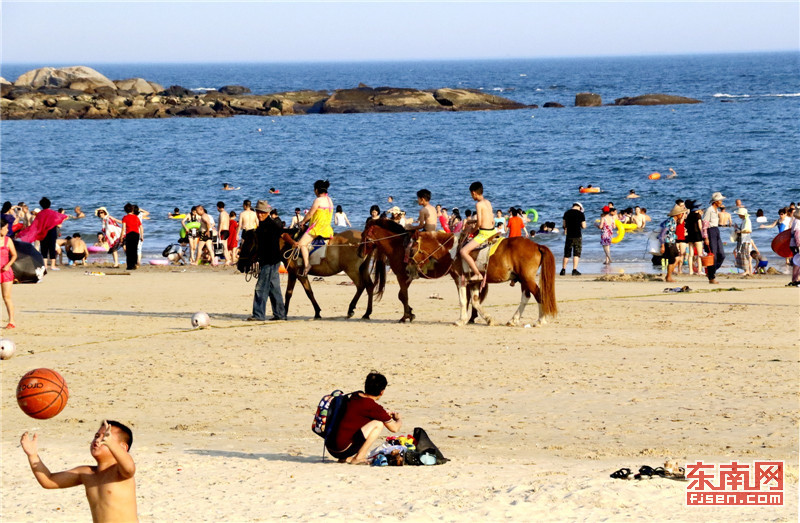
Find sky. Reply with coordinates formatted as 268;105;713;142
1;1;798;64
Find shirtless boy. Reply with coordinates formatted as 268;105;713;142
460;181;494;280
406;189;437;232
217;201;232;265
67;232;88;265
21;420;137;523
239;199;258;246
326;372;402;465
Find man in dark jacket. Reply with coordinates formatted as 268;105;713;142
248;200;286;321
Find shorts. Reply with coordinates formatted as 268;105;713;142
1;268;13;283
187;229;200;239
67;251;87;261
40;228;58;259
473;228;496;245
664;243;679;264
220;230;230;241
563;237;582;258
326;429;367;460
201;232;216;242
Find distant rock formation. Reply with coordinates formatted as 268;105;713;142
218;85;251;95
575;92;602;107
614;94;701;106
542;102;564;108
114;78;164;95
14;66;116;91
0;77;10;85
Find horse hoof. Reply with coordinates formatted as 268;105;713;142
453;320;466;327
506;321;518;327
314;315;322;320
361;315;371;321
346;312;354;319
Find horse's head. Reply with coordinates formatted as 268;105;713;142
358;221;376;258
237;229;259;273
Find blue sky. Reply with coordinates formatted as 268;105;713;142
2;1;798;63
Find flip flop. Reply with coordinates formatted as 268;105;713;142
634;465;655;480
4;323;15;330
610;467;632;479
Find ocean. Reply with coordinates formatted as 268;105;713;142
1;52;798;272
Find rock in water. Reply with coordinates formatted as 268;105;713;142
575;92;602;107
614;94;701;106
218;85;251;95
14;66;116;90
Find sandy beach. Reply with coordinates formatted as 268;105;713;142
1;265;797;521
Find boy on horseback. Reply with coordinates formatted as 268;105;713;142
460;181;494;281
404;189;438;262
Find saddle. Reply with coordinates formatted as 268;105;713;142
462;233;504;275
308;236;329;266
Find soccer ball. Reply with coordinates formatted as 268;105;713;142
0;338;16;360
191;312;210;329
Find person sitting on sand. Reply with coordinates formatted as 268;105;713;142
66;233;88;265
21;420;137;523
626;189;640;199
94;232;109;249
326;372;402;465
460;181;495;281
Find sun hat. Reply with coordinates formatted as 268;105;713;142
388;206;401;215
573;202;584;211
32;208;41;214
94;207;108;216
736;207;748;216
669;204;685;217
254;200;272;213
710;192;726;203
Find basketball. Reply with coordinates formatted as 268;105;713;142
17;368;69;419
191;311;210;328
0;338;16;360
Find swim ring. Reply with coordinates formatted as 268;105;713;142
87;245;106;253
771;230;793;258
148;259;169;266
648;172;661;180
611;219;626;244
579;187;600;193
621;223;638;231
169;214;187;220
525;208;538;223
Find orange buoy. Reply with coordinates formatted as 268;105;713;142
648;172;661;180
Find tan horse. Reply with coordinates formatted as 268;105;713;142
452;228;557;327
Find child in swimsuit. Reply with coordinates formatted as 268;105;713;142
298;180;334;276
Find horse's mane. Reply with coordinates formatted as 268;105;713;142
368;218;408;236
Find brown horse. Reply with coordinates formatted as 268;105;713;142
452;228;557;327
359;218;455;322
239;228;377;319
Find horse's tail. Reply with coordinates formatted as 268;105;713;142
373;252;387;301
537;243;558;318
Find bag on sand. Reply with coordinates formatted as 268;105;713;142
405;427;449;465
312;390;353;459
162;244;174;258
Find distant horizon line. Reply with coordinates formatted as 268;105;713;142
2;49;798;67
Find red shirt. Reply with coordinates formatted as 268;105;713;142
333;393;391;451
507;215;524;237
122;214;141;237
676;222;686;241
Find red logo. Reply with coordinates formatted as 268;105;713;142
686;460;783;506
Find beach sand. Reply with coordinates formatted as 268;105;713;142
1;266;797;521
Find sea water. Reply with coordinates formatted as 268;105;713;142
1;52;798;271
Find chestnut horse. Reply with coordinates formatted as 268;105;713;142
238;228;377;319
452;228;557;327
359;219;455;322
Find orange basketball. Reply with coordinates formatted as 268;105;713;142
17;368;69;419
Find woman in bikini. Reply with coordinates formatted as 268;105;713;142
1;217;18;329
298;180;334;276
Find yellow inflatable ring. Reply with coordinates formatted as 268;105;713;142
611;219;626;244
169;214;186;220
621;223;638;231
525;208;538;223
580;187;600;193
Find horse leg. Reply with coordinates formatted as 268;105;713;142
398;281;414;323
284;273;297;317
361;270;374;320
454;281;469;326
298;275;322;319
470;283;496;326
507;289;531;326
531;283;547;326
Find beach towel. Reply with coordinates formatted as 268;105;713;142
16;209;68;243
103;217;123;249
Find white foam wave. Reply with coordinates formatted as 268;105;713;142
192;87;217;92
713;92;800;98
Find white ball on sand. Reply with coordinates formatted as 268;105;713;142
618;269;625;274
0;338;16;360
191;312;210;329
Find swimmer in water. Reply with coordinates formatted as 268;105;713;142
222;183;241;191
667;168;678;179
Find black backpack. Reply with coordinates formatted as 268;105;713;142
162;244;174;257
312;390;353;460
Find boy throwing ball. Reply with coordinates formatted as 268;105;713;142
21;420;137;523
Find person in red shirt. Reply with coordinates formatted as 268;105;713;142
119;203;142;270
327;372;402;464
506;208;528;238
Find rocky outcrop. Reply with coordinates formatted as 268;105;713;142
322;87;440;113
432;88;527;110
614;94;701;106
0;77;10;85
543;102;564;108
219;85;251;95
114;78;164;95
14;66;116;91
575;92;602;107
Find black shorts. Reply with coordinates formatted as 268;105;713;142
67;251;87;261
201;232;216;242
220;230;230;241
564;237;582;258
664;243;679;264
326;429;367;460
40;228;58;259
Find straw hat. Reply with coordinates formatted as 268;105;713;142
254;200;272;213
388;206;401;215
736;207;748;216
710;192;726;203
668;204;685;217
94;206;108;217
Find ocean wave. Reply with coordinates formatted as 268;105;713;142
192;87;217;92
713;92;800;98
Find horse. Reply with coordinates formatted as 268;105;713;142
451;227;557;327
359;218;455;322
238;227;378;319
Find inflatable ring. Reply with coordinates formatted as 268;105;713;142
149;259;169;265
87;245;107;253
621;223;638;231
771;229;793;258
579;187;600;193
611;219;626;244
169;214;186;220
525;208;538;223
648;172;661;180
